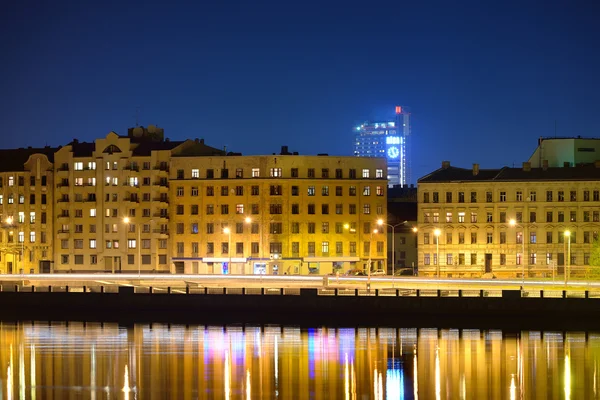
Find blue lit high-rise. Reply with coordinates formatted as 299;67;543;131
353;106;412;187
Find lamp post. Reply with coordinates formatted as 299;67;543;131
434;228;441;278
377;219;413;276
5;217;18;274
123;217;141;278
564;230;571;286
509;219;526;287
223;227;232;274
367;228;378;291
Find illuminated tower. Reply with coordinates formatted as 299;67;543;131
353;106;411;187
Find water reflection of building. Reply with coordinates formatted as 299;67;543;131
0;323;597;398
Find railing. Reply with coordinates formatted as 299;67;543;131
1;285;599;300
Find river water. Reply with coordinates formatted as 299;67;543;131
0;322;597;399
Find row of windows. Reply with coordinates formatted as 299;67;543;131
176;203;385;216
423;189;600;204
179;185;385;197
1;212;47;224
55;223;169;234
0;231;47;243
60;238;169;250
422;230;599;244
65;162;386;180
60;254;168;265
0;175;48;187
423;210;600;224
178;221;386;235
0;194;48;205
177;167;384;180
174;241;385;256
423;253;587;266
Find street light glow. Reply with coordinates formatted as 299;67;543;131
509;219;516;226
245;217;251;224
223;227;231;234
412;227;418;233
377;219;384;226
434;228;441;236
123;217;130;224
5;216;13;225
564;230;571;237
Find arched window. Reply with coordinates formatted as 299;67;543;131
102;145;122;154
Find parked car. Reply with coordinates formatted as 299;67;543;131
344;269;366;276
394;268;414;276
371;269;386;276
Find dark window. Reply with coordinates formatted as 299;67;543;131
291;168;299;177
206;169;214;179
30;194;35;204
221;169;229;178
177;169;184;179
335;169;342;178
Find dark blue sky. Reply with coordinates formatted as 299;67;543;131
1;0;599;182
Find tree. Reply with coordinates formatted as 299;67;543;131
588;238;600;278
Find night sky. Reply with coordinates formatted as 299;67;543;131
1;1;599;183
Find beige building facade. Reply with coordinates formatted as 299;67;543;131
418;161;600;278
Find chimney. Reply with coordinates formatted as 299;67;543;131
200;138;204;144
522;162;531;172
542;160;548;170
441;161;450;169
564;161;570;168
472;163;479;176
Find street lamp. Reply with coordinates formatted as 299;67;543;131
123;217;141;277
509;219;526;286
434;228;441;278
377;219;413;276
223;227;232;274
367;228;378;290
564;230;571;286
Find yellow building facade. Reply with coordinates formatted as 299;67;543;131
0;149;55;274
169;152;388;275
418;161;600;278
0;127;387;275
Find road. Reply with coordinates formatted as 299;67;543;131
0;273;598;293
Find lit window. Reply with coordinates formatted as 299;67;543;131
362;169;370;178
74;162;83;171
270;168;282;177
252;168;260;177
89;239;97;249
88;162;96;170
236;204;244;214
128;177;138;187
191;169;199;178
30;232;35;243
8;176;14;186
128;239;137;249
29;212;35;223
90;209;96;217
18;212;24;223
18;232;24;243
376;169;383;178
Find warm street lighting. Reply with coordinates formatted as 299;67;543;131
434;228;441;278
245;216;252;224
509;219;526;287
223;227;232;274
564;230;571;285
5;216;13;226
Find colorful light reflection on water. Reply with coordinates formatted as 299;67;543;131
0;322;598;399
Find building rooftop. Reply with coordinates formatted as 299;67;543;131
0;147;58;172
419;161;600;183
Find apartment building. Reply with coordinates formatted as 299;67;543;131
51;127;225;273
418;161;600;278
0;147;56;273
169;149;388;275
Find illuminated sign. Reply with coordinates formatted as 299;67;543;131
387;146;399;159
386;136;400;145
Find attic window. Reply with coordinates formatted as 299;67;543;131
102;145;122;154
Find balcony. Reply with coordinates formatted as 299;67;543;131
58;214;70;219
124;165;140;172
152;229;169;236
153;213;169;219
57;229;70;235
57;198;70;203
153;165;169;172
153;197;169;203
56;182;69;188
57;166;69;172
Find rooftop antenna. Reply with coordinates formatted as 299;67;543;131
554;120;557;138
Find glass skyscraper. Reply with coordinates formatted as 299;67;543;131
353;106;411;187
